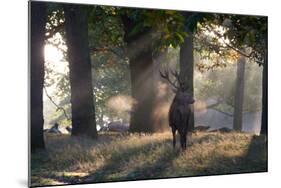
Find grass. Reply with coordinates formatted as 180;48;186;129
30;131;267;187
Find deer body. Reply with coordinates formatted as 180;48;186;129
160;68;195;150
169;91;194;149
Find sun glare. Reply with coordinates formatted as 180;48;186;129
45;44;63;63
44;44;68;74
44;32;69;74
43;34;69;99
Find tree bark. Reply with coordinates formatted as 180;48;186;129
233;56;246;131
179;32;195;132
129;45;155;133
260;31;268;136
30;1;46;152
64;5;97;138
122;16;156;133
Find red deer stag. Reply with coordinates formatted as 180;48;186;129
160;68;195;150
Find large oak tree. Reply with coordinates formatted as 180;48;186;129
64;4;98;138
121;13;156;132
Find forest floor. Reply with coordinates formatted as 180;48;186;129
30;131;267;187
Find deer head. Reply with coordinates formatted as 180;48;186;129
159;68;195;104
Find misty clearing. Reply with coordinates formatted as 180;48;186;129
30;1;267;187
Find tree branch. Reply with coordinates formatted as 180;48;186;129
209;28;259;60
89;46;127;60
211;108;233;117
43;86;70;120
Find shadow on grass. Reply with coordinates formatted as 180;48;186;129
31;136;179;185
240;135;267;172
31;134;120;170
193;134;267;175
80;138;180;183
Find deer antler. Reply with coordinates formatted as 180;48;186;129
170;69;182;85
159;68;179;90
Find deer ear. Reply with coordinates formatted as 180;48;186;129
186;96;195;104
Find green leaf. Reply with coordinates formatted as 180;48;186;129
174;32;185;43
128;22;144;38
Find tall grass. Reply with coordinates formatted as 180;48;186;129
31;132;267;187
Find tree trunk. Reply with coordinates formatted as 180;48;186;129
128;33;155;133
179;32;195;132
260;32;268;136
122;16;156;133
30;1;46;152
233;56;246;131
64;5;97;138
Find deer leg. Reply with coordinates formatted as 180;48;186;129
183;128;188;149
183;134;187;150
172;128;176;148
180;134;184;150
180;134;187;150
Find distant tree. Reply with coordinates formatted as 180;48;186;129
64;4;97;138
30;1;47;152
233;56;246;131
260;30;268;136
